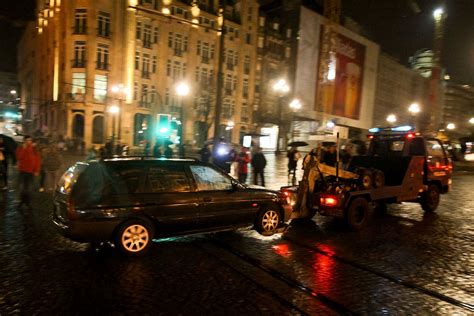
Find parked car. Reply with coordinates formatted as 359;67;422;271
52;157;292;256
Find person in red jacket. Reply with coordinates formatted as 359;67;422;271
16;136;41;209
236;147;250;183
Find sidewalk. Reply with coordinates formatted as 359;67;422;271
453;160;474;173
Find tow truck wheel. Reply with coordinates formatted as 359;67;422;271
421;184;440;212
358;168;372;190
372;170;385;188
346;197;371;229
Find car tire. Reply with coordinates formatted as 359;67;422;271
115;219;154;257
421;184;440;212
255;206;281;235
346;197;371;230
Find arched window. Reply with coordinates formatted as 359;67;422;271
92;115;105;144
72;113;85;139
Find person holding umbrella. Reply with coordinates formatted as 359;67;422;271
287;145;301;185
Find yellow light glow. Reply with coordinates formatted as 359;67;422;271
192;18;199;27
56;0;61;7
49;9;54;18
129;0;138;6
43;19;48;27
191;2;200;17
50;0;54;7
163;0;172;5
162;7;171;15
38;27;43;34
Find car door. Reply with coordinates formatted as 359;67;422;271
188;164;256;228
141;162;201;234
425;139;451;186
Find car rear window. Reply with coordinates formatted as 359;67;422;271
58;163;88;194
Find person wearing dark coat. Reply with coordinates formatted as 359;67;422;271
321;145;337;167
251;147;267;186
153;143;162;158
164;145;173;158
199;144;212;163
0;134;17;188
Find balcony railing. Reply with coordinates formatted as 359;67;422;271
174;49;183;57
226;63;234;71
201;56;209;64
72;26;87;35
142;71;151;79
96;62;109;70
71;59;86;68
143;40;152;49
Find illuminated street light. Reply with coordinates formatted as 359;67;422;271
446;123;455;130
176;82;190;96
273;79;290;94
108;105;119;114
408;102;420;114
433;7;444;19
289;98;302;110
289;99;302;142
10;90;17;95
469;118;474;124
386;114;397;124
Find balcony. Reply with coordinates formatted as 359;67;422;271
201;56;209;64
66;93;85;102
72;26;87;35
71;59;86;68
96;62;109;70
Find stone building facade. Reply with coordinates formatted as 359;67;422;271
18;0;260;149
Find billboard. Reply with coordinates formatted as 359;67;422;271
317;28;366;120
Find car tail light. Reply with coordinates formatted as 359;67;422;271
407;133;414;139
320;195;339;207
280;189;291;204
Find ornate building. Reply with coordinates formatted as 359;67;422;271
18;0;260;148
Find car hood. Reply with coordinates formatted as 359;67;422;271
245;185;278;194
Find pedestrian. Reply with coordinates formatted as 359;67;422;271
341;144;353;170
105;139;114;157
164;144;173;158
42;144;63;192
287;146;301;185
178;143;186;158
153;141;162;158
236;147;250;183
115;143;122;156
37;143;48;192
16;136;41;209
251;147;266;186
0;136;16;189
321;145;337;167
199;144;212;163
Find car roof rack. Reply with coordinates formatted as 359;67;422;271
368;125;416;135
98;155;200;162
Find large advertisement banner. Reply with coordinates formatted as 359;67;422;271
317;29;366;120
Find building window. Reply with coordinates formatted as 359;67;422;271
94;74;107;102
134;81;138;100
259;17;265;27
168;32;173;48
286;28;292;38
96;44;109;70
143;24;152;48
73;41;86;67
71;73;86;99
140;84;149;107
225;74;232;95
142;54;150;78
243;78;248;98
136;22;142;39
273;22;279;31
244;55;250;74
258;37;264;48
153;27;159;43
135;51;140;70
166;60;171;76
246;33;251;44
152;56;157;73
74;9;87;34
92;116;105;144
97;12;111;37
285;47;291;58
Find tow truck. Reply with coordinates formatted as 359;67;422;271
284;126;452;229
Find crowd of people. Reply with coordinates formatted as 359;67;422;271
0;134;65;210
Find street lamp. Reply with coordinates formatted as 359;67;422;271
386;114;397;124
273;78;290;153
110;84;129;144
469;118;474;124
10;90;17;95
433;7;444;19
289;98;301;142
176;82;190;145
107;105;120;154
446;123;455;130
408;102;421;127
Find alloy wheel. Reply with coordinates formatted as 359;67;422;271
121;224;149;253
262;210;279;232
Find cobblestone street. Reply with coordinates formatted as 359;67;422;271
0;154;473;314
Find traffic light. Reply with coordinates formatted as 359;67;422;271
157;114;171;136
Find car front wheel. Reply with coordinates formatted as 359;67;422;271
255;207;281;235
421;184;440;212
115;219;154;256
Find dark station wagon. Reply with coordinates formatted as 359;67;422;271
52;157;292;256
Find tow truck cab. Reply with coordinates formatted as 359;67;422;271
363;126;452;193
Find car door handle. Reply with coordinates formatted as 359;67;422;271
203;197;212;202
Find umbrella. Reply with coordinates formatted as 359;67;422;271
288;141;309;147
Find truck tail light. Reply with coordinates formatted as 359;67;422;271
320;195;338;207
406;133;414;139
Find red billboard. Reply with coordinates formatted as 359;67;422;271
316;29;366;120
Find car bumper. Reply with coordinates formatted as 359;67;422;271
282;204;294;222
52;213;121;242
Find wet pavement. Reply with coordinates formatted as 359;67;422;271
0;153;473;314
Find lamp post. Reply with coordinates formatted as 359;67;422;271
446;123;455;130
386;114;397;125
107;105;120;154
176;82;190;145
273;78;290;153
111;84;129;144
408;102;420;127
289;98;301;142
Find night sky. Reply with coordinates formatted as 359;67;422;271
0;0;472;85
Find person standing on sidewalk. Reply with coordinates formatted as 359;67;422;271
287;146;301;185
16;136;41;209
0;135;17;189
42;144;63;192
236;147;250;183
251;147;267;187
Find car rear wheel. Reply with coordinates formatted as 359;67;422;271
346;197;371;229
115;219;154;256
421;184;440;212
255;206;281;235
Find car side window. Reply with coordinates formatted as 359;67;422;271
146;165;191;193
409;138;426;156
106;163;144;194
426;140;445;159
190;165;233;191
